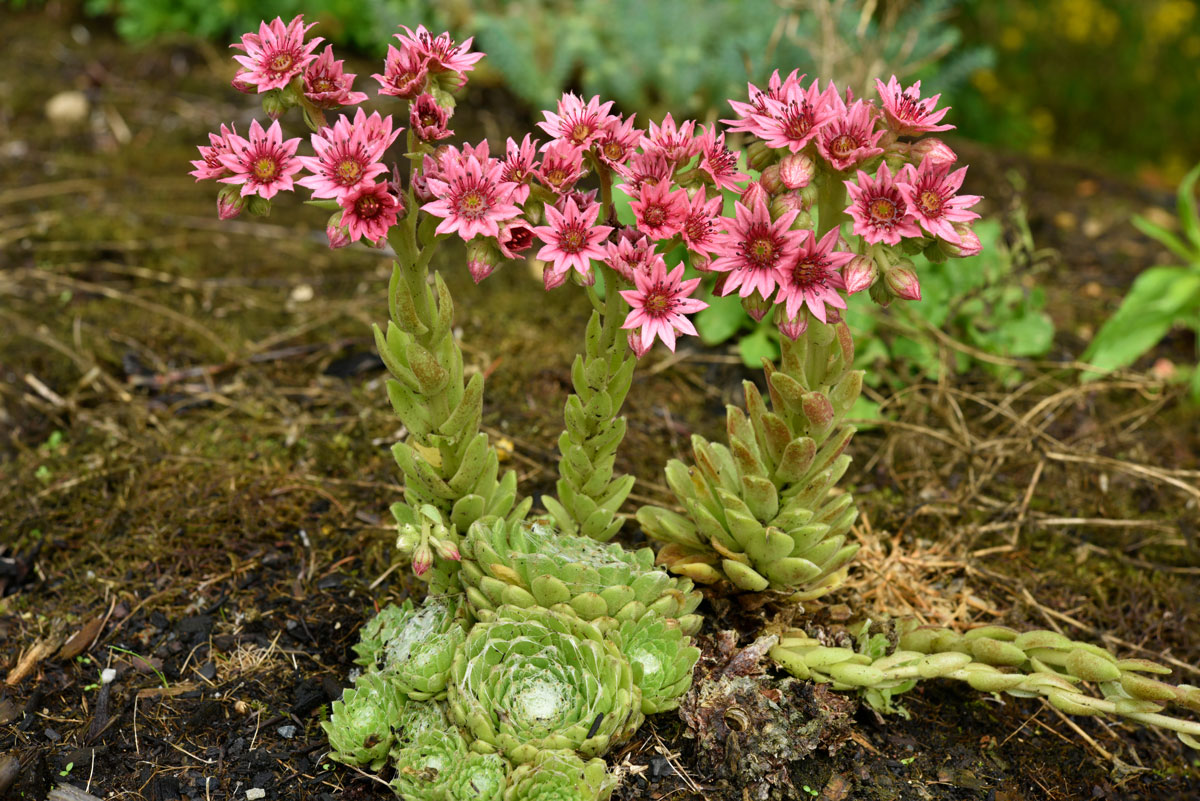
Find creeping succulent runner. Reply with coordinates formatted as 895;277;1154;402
198;14;1200;801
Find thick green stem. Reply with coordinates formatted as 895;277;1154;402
545;263;637;541
816;172;847;239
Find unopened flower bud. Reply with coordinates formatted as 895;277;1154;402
411;542;433;577
691;253;712;272
798;184;819;210
759;164;784;194
746;140;777;172
884;150;908;173
869;278;893;306
395;523;421;556
466;237;502;283
543;265;569;291
245;196;271;217
627;331;651;358
949;222;983;257
910;138;957;167
740;181;769;210
776;308;808;341
430;536;460;562
884;264;922;301
741;291;773;322
217;186;245;220
779;153;815;189
842;255;877;294
261;91;288;121
791;210;813;230
770;192;804;221
231;71;255;94
326;222;351;249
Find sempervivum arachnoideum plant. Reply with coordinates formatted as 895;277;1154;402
322;669;407;771
448;605;643;764
446;752;510;801
638;320;862;598
352;594;470;700
389;726;471;800
460;518;703;635
503;750;616;801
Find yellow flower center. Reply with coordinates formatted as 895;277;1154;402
562;229;585;251
252;157;279;181
356;195;381;218
269;53;294;73
749;237;775;265
336;159;362;184
570;123;592;144
459;190;486;216
792;259;821;284
545;169;567;187
644;291;670;315
830;134;856;158
918;190;942;215
870;198;897;221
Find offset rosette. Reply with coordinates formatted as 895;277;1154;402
638;321;862;596
460;519;703;635
448;605;642;764
446;752;509;801
352;595;469;700
389;727;470;801
613;613;701;714
502;750;616;801
321;670;406;771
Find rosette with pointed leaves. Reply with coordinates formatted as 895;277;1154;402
447;752;509;801
392;698;454;750
638;321;862;596
448;605;642;764
352;595;470;700
543;271;637;542
769;620;1200;749
460;518;703;635
390;727;470;800
502;750;616;801
321;670;406;771
614;613;701;714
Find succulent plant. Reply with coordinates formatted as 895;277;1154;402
638;321;863;597
352;595;470;700
322;670;407;771
459;518;703;635
446;752;510;801
392;698;455;751
390;727;470;800
448;605;643;764
502;750;616;801
614;613;701;714
770;620;1200;749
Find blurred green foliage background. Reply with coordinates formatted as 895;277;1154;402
20;0;1190;180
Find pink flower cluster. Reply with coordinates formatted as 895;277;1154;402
194;15;984;356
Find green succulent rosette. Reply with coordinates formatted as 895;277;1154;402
638;321;862;597
392;698;454;751
352;596;470;700
448;605;643;764
613;613;701;714
446;752;509;801
503;750;615;801
390;727;470;801
460;518;703;635
322;670;407;771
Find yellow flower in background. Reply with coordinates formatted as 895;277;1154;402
1148;0;1197;42
1053;0;1119;44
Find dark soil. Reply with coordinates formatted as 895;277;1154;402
2;8;1198;801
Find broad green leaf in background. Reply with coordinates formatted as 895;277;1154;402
1081;266;1200;377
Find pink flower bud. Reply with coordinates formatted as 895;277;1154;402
740;181;769;210
467;237;501;283
777;311;808;341
910;137;957;167
231;71;255;94
779;153;815;189
627;330;651;358
543;265;569;291
431;536;460;562
217;186;245;220
326;224;350;249
884;264;922;301
411;542;433;577
949;222;983;257
261;92;287;121
770;191;805;221
741;291;773;322
759;164;783;194
842;255;878;294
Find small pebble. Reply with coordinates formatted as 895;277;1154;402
246;789;266;800
277;724;297;739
